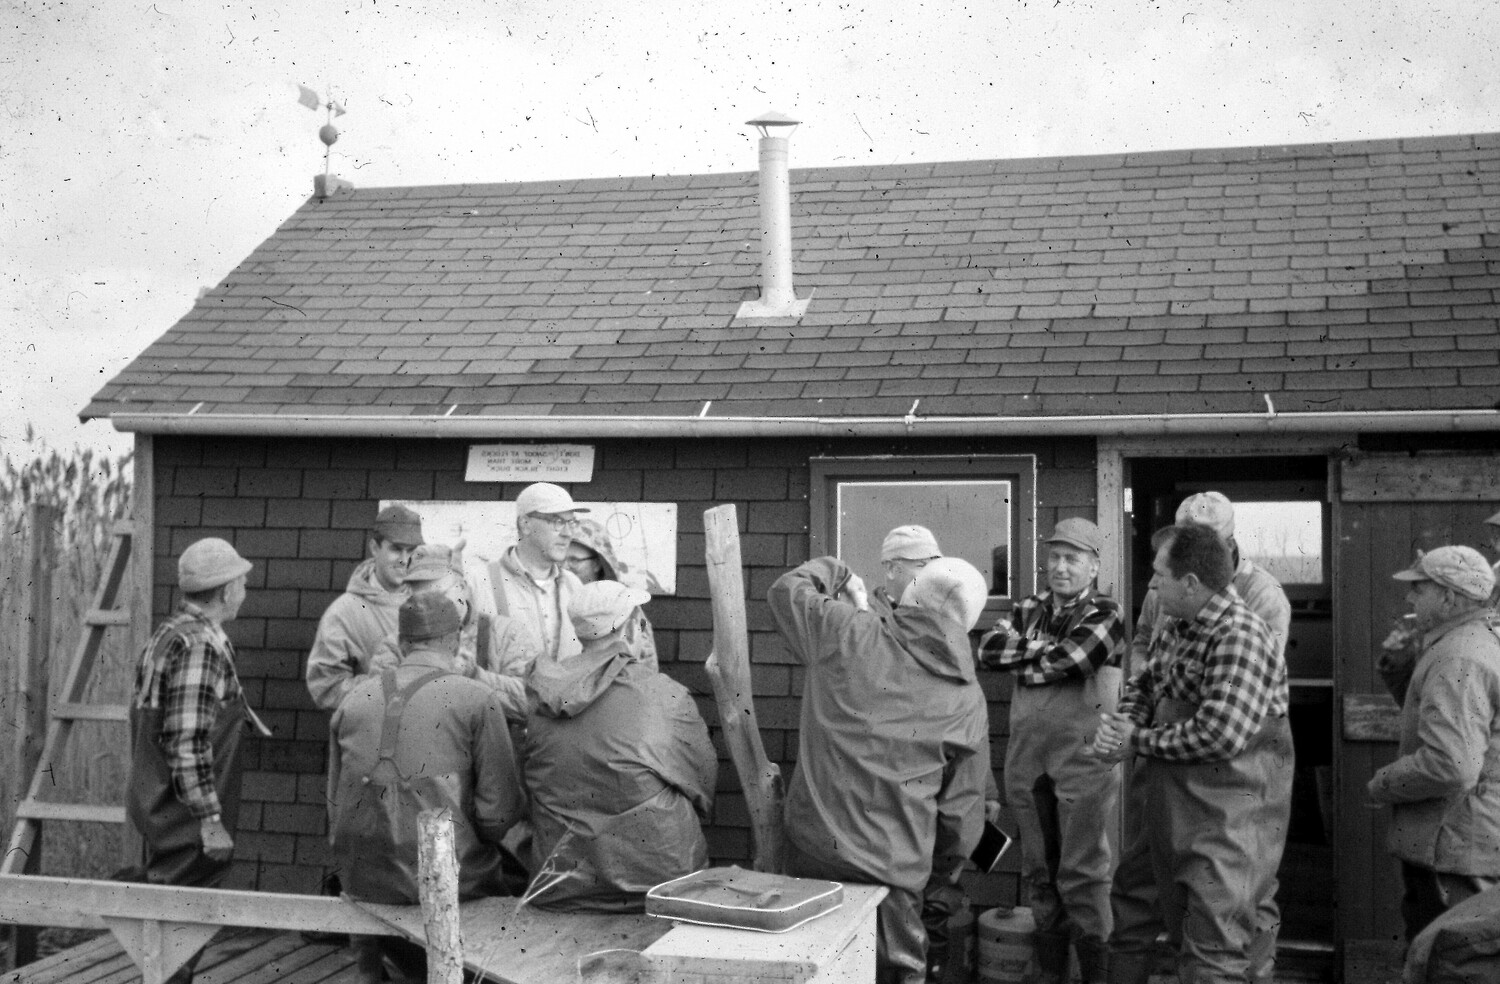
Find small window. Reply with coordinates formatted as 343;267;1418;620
1230;500;1325;587
810;456;1037;615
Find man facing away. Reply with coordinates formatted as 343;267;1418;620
1114;491;1291;984
522;580;716;911
128;537;260;984
330;591;527;983
770;554;991;984
978;517;1125;984
306;504;424;711
1094;523;1292;984
487;482;588;663
1368;545;1500;943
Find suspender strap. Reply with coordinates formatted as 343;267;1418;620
375;668;449;762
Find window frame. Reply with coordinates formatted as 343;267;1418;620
808;455;1038;622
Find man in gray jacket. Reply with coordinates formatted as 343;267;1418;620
306;505;424;711
1368;545;1500;941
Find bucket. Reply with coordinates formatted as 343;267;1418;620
977;906;1034;984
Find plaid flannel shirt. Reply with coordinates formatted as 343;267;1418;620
978;587;1125;687
132;601;243;818
1118;587;1288;764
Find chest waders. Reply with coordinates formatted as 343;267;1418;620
127;692;248;888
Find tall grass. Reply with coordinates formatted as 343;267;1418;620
1;434;133;880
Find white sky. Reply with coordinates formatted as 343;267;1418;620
4;0;1499;462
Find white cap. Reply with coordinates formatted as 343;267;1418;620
902;557;988;632
1176;491;1235;539
569;580;651;640
516;482;590;517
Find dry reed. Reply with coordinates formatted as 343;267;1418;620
1;433;133;880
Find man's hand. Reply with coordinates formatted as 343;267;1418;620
840;573;870;612
984;799;1002;824
1086;711;1135;763
200;816;234;862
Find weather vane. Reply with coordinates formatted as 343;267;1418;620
297;85;346;183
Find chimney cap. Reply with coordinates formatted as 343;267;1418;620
746;109;800;131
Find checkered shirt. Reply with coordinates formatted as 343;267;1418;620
1118;586;1289;764
132;601;243;818
978;588;1125;687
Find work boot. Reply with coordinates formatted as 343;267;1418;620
1031;930;1071;984
1105;947;1154;984
1075;935;1110;984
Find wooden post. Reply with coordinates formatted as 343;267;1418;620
702;504;785;873
417;808;464;984
8;502;60;968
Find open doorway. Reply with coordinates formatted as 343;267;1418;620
1125;455;1335;951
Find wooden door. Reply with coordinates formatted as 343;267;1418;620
1334;454;1500;944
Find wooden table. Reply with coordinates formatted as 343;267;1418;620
358;883;888;984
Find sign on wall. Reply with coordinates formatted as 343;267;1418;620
382;499;677;595
464;444;596;483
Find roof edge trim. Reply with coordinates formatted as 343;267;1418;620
105;409;1500;439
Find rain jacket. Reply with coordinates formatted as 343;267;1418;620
1369;608;1500;876
487;547;584;663
307;558;409;711
522;637;716;912
770;557;991;895
329;649;528;904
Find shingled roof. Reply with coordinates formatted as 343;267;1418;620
85;131;1500;436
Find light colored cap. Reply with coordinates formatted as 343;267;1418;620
881;525;942;562
516;482;590;517
1176;491;1235;539
569;580;651;640
1392;545;1496;602
178;538;253;593
373;504;424;546
1484;509;1500;529
1044;517;1102;555
903;557;989;632
399;592;463;642
403;544;459;584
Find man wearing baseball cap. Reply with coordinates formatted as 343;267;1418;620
879;524;943;604
978;517;1125;984
330;591;528;980
770;555;991;983
522;581;716;911
1368;545;1500;942
487;482;591;665
1113;490;1292;984
306;503;425;711
127;537;261;980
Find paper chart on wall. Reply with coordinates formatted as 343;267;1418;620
381;499;678;595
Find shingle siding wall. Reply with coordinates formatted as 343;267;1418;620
154;433;1093;894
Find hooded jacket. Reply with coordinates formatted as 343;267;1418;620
769;556;991;894
307;558;409;712
522;636;716;911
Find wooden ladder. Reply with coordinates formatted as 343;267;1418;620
2;519;135;877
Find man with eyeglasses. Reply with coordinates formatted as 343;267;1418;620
486;483;590;664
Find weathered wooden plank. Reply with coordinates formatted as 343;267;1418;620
1341;454;1500;502
51;703;129;723
0;875;391;934
14;803;126;824
1343;693;1401;743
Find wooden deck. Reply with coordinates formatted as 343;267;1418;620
7;928;362;984
9;930;1348;984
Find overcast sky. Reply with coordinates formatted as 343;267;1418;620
4;0;1499;462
